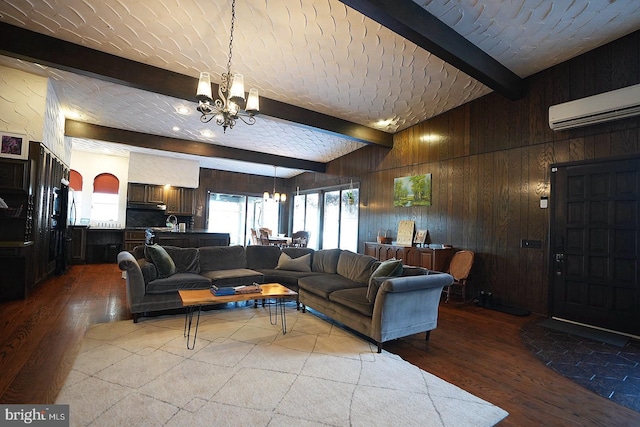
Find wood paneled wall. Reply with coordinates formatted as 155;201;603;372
292;30;640;315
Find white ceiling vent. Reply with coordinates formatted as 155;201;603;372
549;83;640;130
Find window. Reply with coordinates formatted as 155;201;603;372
293;187;357;251
91;173;119;222
207;193;280;246
292;193;320;249
69;169;83;226
323;188;359;251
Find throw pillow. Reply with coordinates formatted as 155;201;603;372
275;252;312;272
366;258;404;302
138;259;158;284
145;244;177;279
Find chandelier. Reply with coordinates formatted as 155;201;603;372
264;166;286;203
196;0;259;133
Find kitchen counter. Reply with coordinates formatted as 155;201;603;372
152;228;225;234
122;228;231;249
153;230;230;248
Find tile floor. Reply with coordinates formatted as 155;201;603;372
521;320;640;413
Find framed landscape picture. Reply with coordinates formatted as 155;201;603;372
393;174;432;207
0;132;28;160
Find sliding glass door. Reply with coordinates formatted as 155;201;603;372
207;193;279;246
323;188;359;252
292;193;319;249
292;187;358;251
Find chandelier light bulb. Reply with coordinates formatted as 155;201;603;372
229;73;245;104
196;72;212;100
246;88;259;113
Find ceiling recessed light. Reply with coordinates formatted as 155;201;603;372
373;118;398;129
176;106;190;115
172;126;180;131
200;129;214;138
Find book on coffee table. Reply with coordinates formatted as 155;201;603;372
211;285;235;296
210;284;262;296
233;284;262;294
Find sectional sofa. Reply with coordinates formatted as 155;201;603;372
117;244;453;351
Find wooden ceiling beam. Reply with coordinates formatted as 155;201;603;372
0;22;392;148
64;120;327;173
339;0;523;100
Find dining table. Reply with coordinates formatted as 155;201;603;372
268;235;291;246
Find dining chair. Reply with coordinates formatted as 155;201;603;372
290;231;310;248
444;250;475;303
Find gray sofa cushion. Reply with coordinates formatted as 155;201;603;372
337;250;377;284
329;287;374;317
146;273;211;294
298;274;365;299
258;269;324;287
199;245;247;271
312;249;341;273
200;268;264;287
245;245;282;269
163;246;200;273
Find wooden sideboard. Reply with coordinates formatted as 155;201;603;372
364;242;454;272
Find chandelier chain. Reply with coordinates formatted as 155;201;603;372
226;0;236;77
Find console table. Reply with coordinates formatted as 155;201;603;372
364;242;454;272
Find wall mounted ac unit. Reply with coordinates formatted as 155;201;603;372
549;83;640;130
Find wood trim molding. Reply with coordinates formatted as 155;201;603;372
0;22;392;148
64;120;327;173
338;0;523;100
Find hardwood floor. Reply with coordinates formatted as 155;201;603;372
1;263;638;426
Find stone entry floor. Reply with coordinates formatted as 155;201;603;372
521;320;640;413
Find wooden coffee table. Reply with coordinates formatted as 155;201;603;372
179;283;298;349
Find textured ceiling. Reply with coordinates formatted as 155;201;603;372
0;0;639;177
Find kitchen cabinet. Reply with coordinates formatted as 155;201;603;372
181;188;195;214
364;242;454;272
0;159;35;243
127;183;165;204
0;159;29;192
68;226;87;263
165;187;195;215
85;229;123;263
0;242;33;300
124;229;146;251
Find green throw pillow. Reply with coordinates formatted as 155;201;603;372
275;252;312;272
145;244;177;279
366;258;403;302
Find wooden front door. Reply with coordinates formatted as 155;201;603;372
550;157;640;336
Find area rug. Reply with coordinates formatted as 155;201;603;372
56;305;508;426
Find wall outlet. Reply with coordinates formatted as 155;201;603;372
521;239;542;249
